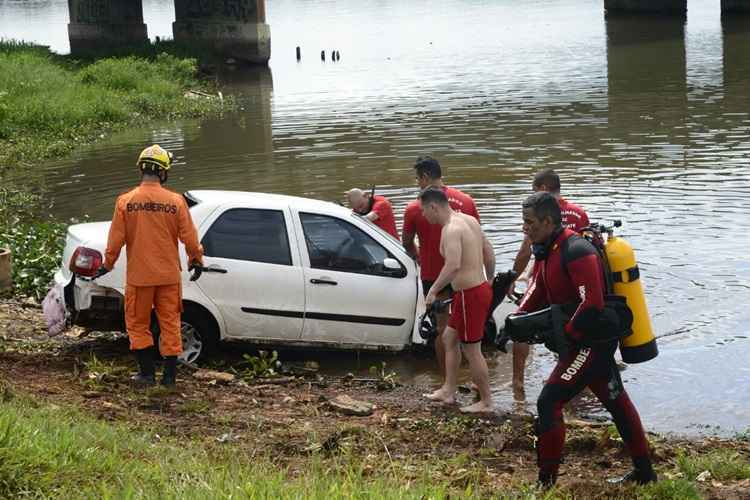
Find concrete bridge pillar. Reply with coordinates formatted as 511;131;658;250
722;0;750;14
605;0;687;14
173;0;270;65
67;0;148;54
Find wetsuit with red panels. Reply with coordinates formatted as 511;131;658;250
517;228;650;480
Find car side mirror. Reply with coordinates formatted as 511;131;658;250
380;258;406;278
383;258;401;271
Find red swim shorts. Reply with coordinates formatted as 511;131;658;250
448;281;492;344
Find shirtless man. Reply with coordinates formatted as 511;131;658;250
403;156;481;376
420;187;495;413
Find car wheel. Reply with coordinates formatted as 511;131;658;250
151;305;219;364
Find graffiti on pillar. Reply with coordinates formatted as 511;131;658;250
178;0;258;22
72;0;110;23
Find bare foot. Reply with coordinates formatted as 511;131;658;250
423;388;456;404
460;401;494;413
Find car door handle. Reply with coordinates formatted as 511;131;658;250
310;278;337;285
203;265;228;274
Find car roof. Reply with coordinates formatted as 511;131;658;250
186;190;350;215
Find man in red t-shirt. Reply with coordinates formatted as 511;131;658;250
346;188;400;240
403;156;493;375
509;168;589;399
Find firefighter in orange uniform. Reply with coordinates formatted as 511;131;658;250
96;145;204;387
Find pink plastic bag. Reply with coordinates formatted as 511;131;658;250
42;284;67;337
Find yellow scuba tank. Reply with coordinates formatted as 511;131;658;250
603;232;658;363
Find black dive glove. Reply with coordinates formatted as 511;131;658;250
188;261;203;282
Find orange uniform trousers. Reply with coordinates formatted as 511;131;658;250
125;283;182;356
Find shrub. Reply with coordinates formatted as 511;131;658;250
0;188;66;300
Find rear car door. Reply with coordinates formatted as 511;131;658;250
196;205;305;341
295;211;417;348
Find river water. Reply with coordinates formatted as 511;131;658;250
2;0;749;435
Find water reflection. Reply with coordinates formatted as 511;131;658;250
187;67;275;190
722;15;750;103
606;14;688;169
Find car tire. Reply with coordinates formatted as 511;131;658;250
151;304;219;365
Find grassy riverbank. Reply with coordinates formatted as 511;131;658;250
1;302;749;499
0;395;459;499
0;40;229;171
0;378;713;500
0;40;234;299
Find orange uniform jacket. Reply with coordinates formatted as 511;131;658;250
104;181;204;286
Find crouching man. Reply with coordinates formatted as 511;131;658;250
420;187;495;413
515;192;656;487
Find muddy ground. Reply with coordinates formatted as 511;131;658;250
1;300;748;499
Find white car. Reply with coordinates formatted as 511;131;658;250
54;190;514;363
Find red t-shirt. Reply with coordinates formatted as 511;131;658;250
559;197;589;233
370;195;399;240
403;186;480;280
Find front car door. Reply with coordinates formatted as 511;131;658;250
196;205;305;341
295;211;417;349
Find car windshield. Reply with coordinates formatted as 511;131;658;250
351;213;400;242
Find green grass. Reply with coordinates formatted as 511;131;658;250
0;386;739;499
677;449;750;481
637;479;701;500
0;394;473;499
0;391;601;499
0;41;229;171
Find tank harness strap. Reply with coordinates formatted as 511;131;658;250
611;265;640;284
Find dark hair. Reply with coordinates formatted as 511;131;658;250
419;186;449;206
414;156;442;180
532;168;561;192
522;192;561;226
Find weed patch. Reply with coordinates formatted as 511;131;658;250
677;449;750;481
637;478;701;500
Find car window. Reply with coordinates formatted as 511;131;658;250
300;213;401;276
202;208;292;266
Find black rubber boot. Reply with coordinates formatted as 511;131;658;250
537;469;558;489
608;456;657;485
131;347;156;387
161;356;177;387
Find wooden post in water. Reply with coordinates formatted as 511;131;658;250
296;46;301;60
0;248;11;293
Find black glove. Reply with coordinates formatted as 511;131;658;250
188;261;203;282
93;266;110;279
